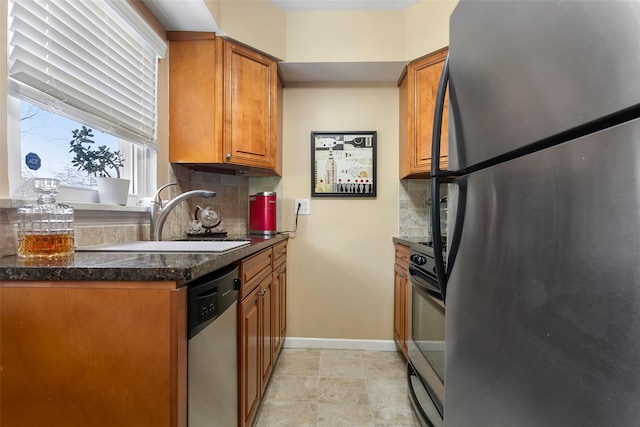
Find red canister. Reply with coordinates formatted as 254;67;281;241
249;192;277;236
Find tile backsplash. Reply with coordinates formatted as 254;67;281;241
0;166;283;256
172;165;283;239
399;179;430;239
172;166;250;238
399;179;449;240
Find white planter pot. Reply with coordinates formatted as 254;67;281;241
97;177;130;206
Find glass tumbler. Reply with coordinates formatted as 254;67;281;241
17;178;74;259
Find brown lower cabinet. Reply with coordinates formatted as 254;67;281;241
272;247;287;356
238;241;287;427
0;241;288;427
393;243;410;359
0;281;187;427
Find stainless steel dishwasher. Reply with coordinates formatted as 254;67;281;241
188;264;240;427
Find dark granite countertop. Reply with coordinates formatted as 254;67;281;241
0;235;288;285
392;236;428;247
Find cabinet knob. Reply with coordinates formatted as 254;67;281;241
258;289;267;296
226;153;232;160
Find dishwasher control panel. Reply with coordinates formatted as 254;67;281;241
187;264;240;339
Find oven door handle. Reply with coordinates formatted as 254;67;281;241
409;267;443;301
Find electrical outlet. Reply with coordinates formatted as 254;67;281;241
294;199;311;215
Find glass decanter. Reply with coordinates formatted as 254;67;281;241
17;178;74;259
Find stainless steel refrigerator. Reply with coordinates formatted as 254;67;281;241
430;2;640;426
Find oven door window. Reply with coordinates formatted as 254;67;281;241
412;284;446;383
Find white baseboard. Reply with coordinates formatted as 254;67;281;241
282;337;398;352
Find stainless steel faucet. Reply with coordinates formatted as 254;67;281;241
150;182;216;241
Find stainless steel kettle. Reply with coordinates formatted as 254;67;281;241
194;205;221;229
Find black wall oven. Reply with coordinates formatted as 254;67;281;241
407;242;445;427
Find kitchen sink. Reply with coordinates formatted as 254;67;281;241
180;235;249;242
76;240;250;253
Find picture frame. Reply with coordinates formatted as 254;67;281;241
311;131;377;197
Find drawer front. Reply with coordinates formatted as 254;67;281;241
272;241;287;267
395;243;410;268
240;248;272;300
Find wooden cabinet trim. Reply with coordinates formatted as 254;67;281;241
0;280;178;289
407;46;449;69
170;287;188;427
167;31;216;41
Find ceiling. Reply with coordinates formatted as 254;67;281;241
268;0;420;12
142;0;416;82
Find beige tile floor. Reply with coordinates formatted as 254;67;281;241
254;348;421;427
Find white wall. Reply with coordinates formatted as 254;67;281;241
405;0;457;59
209;0;457;65
282;84;399;340
274;1;456;342
285;10;406;63
216;0;287;59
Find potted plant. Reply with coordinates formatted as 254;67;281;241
69;126;130;205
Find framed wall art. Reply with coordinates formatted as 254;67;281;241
311;131;377;197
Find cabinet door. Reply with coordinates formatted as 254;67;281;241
272;258;287;356
239;287;261;427
400;47;449;178
0;284;187;427
224;40;278;170
394;244;410;359
259;273;274;396
394;262;409;359
168;33;224;164
239;271;274;427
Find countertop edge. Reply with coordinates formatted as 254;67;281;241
393;236;425;246
0;235;289;284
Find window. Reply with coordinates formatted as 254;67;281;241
7;0;166;204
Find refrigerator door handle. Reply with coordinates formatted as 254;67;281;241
431;54;450;301
431;54;449;180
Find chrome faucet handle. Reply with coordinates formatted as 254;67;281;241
152;182;177;206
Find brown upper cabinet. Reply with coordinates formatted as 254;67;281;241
399;47;449;179
168;32;282;175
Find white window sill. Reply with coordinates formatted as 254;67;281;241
0;197;147;212
0;198;150;225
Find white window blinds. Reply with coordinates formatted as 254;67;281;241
8;0;167;149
